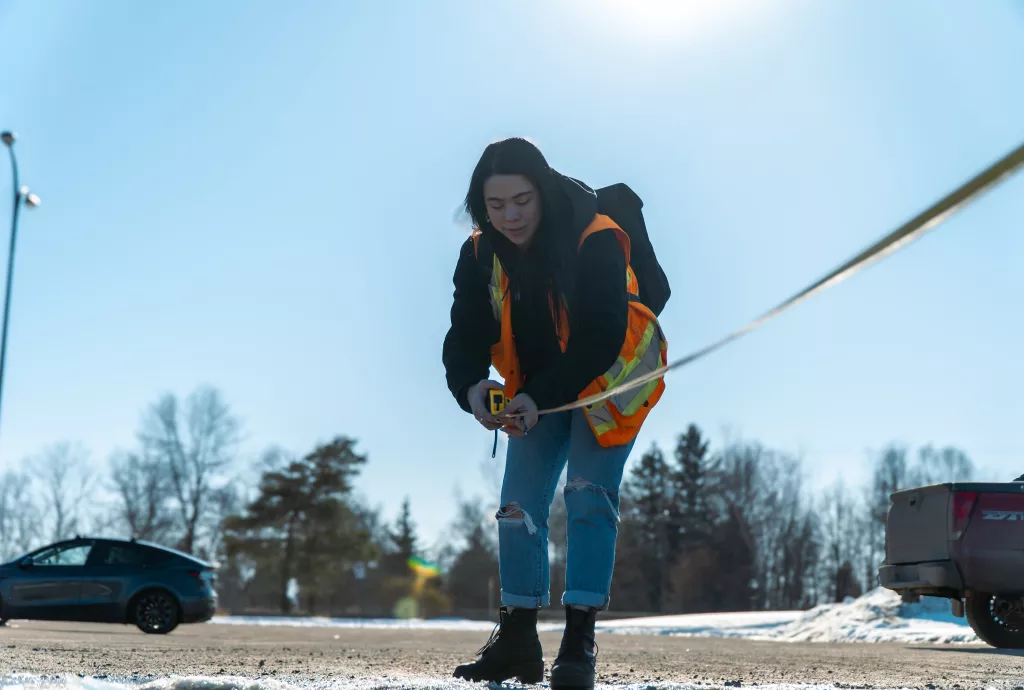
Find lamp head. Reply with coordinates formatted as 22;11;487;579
19;186;40;208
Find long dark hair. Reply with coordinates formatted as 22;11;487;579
463;137;576;309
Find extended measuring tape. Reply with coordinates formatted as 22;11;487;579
500;140;1024;421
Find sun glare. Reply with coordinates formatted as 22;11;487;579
585;0;760;44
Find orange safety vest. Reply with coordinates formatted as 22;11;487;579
472;214;668;447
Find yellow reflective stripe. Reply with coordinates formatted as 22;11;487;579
489;254;504;320
603;322;655;390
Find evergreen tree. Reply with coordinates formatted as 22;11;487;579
223;436;375;614
443;497;498;611
672;424;718;553
713;502;756;611
618;444;673;612
381;496;418;576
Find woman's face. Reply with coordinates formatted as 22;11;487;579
483;174;542;248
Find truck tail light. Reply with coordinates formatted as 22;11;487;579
951;491;978;539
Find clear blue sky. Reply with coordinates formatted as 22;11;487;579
1;0;1022;550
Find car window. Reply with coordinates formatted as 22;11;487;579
140;546;173;565
33;543;92;566
103;544;149;565
97;543;174;566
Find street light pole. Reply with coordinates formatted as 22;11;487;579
0;131;40;440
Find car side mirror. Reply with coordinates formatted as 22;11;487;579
18;556;33;568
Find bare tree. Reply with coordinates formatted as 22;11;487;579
820;478;863;602
138;385;241;555
713;442;817;610
863;445;909;590
0;469;41;561
203;482;242;562
31;442;97;543
754;451;814;610
713;441;763;608
912;445;974;486
109;450;175;543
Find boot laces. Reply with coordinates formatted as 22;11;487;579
476;621;502;656
558;615;598;659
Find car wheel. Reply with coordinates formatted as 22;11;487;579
133;590;180;635
965;593;1024;649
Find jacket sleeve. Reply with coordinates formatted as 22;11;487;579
442;238;500;413
519;231;628;410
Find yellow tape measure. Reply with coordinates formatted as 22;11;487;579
488;389;510;417
488;389;512;459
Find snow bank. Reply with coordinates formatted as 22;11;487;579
762;587;977;645
597;588;977;645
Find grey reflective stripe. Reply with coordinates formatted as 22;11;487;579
584;402;617;435
610;327;664;414
603;356;626;385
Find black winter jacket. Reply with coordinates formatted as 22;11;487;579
442;174;629;413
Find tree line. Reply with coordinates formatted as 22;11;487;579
0;385;981;618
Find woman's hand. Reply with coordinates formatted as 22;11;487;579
499;393;539;437
468;379;505;431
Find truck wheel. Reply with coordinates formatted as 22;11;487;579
965;593;1024;649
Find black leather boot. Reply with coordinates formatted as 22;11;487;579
550;605;598;689
452;606;544;684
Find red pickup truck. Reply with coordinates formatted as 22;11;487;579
879;476;1024;649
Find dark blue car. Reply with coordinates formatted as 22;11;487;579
0;536;217;634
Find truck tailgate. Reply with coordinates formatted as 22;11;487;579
885;483;952;564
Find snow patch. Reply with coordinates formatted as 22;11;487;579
209;616;520;632
595;610;801;637
209;588;980;645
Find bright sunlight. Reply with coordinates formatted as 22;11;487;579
581;0;767;45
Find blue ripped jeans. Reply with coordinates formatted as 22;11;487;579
496;408;636;611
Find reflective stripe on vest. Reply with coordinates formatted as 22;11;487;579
488;253;503;321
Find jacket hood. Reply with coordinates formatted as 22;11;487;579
553;170;599;241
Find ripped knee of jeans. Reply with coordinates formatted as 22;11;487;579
495;502;538;535
564;476;620;522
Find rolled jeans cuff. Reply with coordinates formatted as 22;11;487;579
501;590;549;608
561;589;610;611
